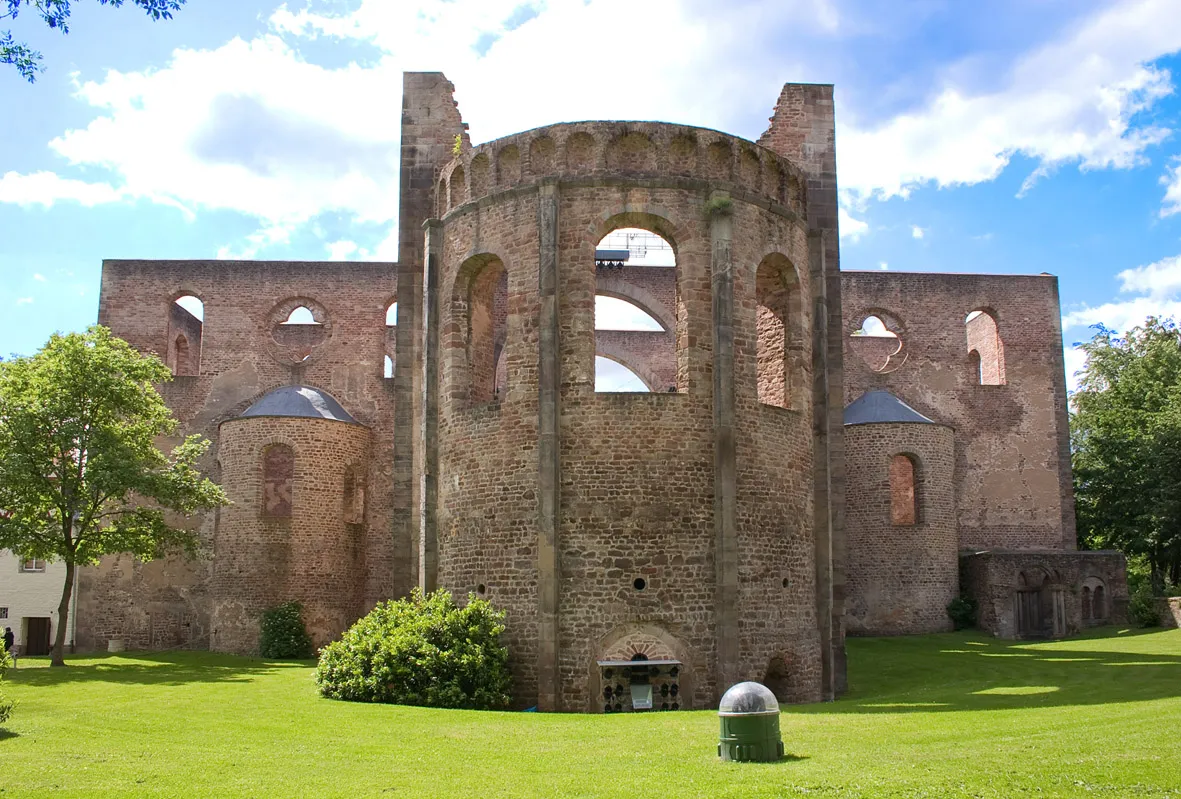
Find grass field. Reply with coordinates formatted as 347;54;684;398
1;628;1179;798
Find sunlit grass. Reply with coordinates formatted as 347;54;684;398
2;627;1179;798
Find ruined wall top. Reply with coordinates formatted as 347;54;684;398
435;121;809;220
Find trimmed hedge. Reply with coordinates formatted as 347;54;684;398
315;589;511;710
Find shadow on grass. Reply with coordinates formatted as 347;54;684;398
6;651;311;688
798;627;1181;715
0;729;19;741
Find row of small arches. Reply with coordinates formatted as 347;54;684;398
438;124;805;217
850;309;1006;385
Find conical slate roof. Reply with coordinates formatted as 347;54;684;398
843;390;936;426
240;385;359;424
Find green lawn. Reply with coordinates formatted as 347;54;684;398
2;628;1180;798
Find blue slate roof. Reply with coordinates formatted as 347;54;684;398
843;390;937;426
241;385;360;424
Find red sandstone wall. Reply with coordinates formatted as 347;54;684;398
433;121;818;709
844;422;957;635
841;272;1075;552
213;416;371;654
81;260;401;652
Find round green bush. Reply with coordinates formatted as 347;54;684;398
0;649;14;726
947;595;978;630
259;601;314;659
315;589;511;710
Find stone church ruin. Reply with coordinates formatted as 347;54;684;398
79;73;1127;710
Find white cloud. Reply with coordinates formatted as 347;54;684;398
839;0;1181;201
879;261;888;270
16;297;33;305
911;225;924;239
839;207;868;241
33;273;46;282
1062;252;1181;390
1115;253;1181;297
1162;157;1181;217
0;171;123;208
216;223;296;260
325;240;361;260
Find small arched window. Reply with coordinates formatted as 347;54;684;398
343;466;364;525
1081;586;1093;620
1093;585;1106;620
965;310;1005;385
283;306;319;325
384;355;394;379
169;295;203;376
262;444;294;518
386;302;398;327
890;454;917;526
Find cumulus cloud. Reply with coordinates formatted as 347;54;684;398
16;297;33;305
1162;158;1181;217
0;171;123;208
839;207;868;241
1063;253;1181;390
838;0;1181;202
911;225;924;239
33;273;46;282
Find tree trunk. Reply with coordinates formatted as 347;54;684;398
50;560;75;667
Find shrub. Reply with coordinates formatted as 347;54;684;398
0;649;13;726
259;601;314;659
1128;584;1161;628
947;595;978;630
316;589;511;710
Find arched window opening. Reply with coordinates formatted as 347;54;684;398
458;255;508;405
850;314;904;373
965;310;1005;385
386;302;398;327
595;356;651;392
168;295;203;376
889;454;917;526
343;466;364;525
262;444;294;518
283;306;319;325
1081;586;1093;621
384;355;394;379
755;254;802;409
1093;585;1106;619
594;225;680;393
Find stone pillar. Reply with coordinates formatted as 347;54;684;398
397;72;468;597
710;191;739;695
537;181;561;711
808;228;834;701
419;219;443;592
760;83;847;694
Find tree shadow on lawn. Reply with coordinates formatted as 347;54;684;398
6;651;311;688
800;628;1181;715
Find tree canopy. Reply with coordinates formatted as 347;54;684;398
2;0;185;83
0;326;226;665
1072;317;1181;593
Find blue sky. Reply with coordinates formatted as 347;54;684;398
3;0;1181;390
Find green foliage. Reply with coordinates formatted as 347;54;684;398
0;649;13;725
946;595;978;630
259;602;314;659
2;0;186;82
704;194;733;216
452;133;463;157
1128;583;1162;628
1072;318;1181;593
0;325;228;664
316;589;511;710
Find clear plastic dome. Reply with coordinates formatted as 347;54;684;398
718;681;780;715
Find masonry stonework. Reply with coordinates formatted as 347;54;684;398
73;71;1125;711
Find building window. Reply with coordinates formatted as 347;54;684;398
20;558;46;572
889;454;917;526
262;444;295;518
965;310;1005;385
169;295;203;376
0;607;8;619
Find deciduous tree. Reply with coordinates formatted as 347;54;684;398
2;0;186;83
1072;318;1181;593
0;326;226;665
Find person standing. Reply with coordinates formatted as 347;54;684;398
2;627;13;654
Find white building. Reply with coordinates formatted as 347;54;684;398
0;551;75;656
